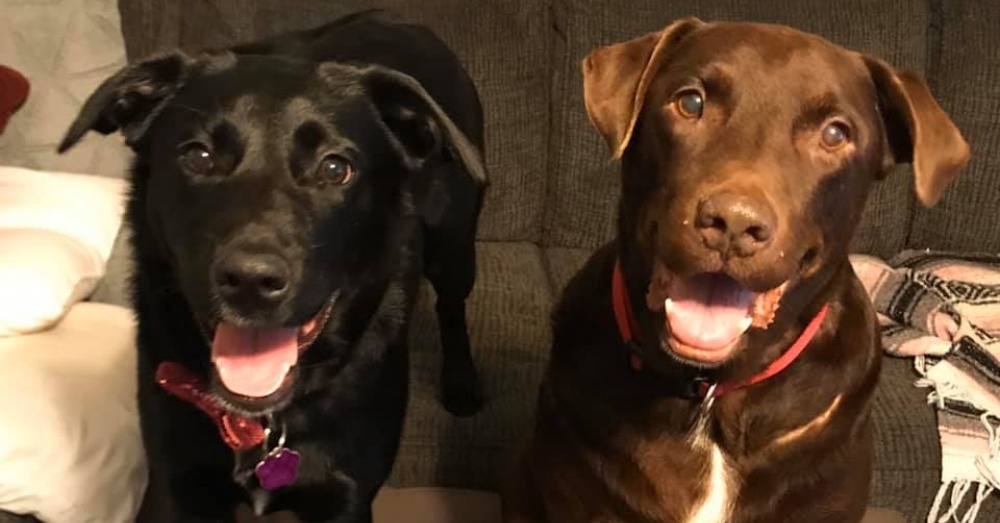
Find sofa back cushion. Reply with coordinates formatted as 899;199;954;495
544;0;931;260
117;0;551;242
907;0;1000;252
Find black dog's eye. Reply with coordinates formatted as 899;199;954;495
178;143;214;175
820;121;851;150
317;155;355;186
675;90;705;119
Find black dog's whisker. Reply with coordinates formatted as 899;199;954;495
172;102;210;118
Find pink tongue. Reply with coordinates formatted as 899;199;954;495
211;324;299;398
665;273;755;351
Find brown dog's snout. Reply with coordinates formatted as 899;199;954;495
695;191;777;258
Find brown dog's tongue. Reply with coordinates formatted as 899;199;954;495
665;273;754;351
211;324;299;398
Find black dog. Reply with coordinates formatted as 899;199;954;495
59;10;487;523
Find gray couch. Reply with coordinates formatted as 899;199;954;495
78;0;1000;521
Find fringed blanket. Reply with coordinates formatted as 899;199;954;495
850;251;1000;523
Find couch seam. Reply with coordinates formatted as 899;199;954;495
540;0;569;251
905;0;945;249
538;0;569;293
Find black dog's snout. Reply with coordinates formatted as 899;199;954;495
696;192;776;257
212;252;291;309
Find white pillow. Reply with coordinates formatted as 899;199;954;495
0;302;147;523
0;166;127;337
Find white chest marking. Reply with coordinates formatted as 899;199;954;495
684;442;735;523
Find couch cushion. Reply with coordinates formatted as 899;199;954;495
871;357;944;521
908;1;1000;252
544;246;592;295
0;0;130;178
234;487;503;523
545;0;929;259
117;0;550;243
89;223;134;308
390;242;552;488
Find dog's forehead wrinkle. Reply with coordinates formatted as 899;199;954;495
199;50;238;74
283;96;319;121
316;63;366;92
686;32;854;99
227;94;263;120
221;94;294;173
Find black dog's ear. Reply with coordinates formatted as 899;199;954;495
862;56;970;207
58;52;194;152
360;66;488;186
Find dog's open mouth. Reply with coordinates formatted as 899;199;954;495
206;296;336;400
646;263;787;365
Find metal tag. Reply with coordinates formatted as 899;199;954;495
253;418;300;491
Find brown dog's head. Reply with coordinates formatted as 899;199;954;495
584;19;969;367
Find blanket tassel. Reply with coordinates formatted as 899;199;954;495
927;479;994;523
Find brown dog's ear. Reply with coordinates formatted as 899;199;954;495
863;57;970;206
582;18;704;159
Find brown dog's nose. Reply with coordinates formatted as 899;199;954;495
695;192;776;257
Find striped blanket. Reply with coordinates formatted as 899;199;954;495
850;251;1000;523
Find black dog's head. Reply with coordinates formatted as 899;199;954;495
60;51;485;409
582;19;969;367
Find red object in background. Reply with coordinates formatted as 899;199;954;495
0;65;30;135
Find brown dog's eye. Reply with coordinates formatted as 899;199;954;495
317;155;355;186
820;122;851;149
178;143;214;175
675;90;705;119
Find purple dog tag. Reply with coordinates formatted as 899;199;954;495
254;448;301;491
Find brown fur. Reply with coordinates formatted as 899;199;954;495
504;19;968;523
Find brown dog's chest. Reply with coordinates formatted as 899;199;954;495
629;424;737;523
600;392;845;523
538;339;860;522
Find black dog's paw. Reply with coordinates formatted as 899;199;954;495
440;359;484;417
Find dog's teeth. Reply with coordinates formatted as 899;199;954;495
740;316;753;332
664;298;673;314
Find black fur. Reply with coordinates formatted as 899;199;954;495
59;10;486;523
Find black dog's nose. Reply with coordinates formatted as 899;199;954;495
212;252;291;307
695;192;776;257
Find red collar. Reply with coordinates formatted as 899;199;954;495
612;258;829;398
155;362;265;452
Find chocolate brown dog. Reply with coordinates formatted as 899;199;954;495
504;18;969;523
